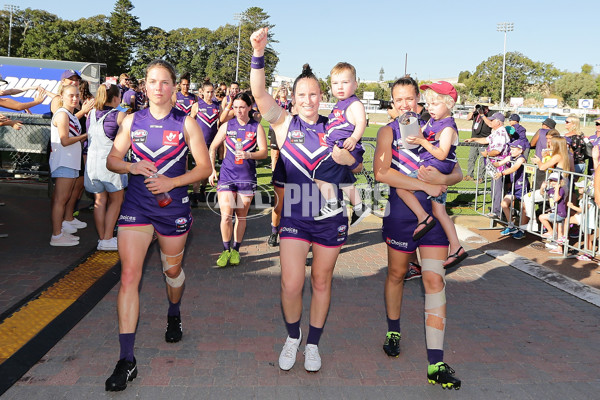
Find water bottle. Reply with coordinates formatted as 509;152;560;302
235;138;244;165
149;173;172;207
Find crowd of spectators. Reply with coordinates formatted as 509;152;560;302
466;108;600;260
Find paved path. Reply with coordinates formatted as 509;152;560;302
1;184;599;399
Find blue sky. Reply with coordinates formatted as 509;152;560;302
15;0;600;82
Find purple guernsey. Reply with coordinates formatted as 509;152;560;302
124;108;189;215
174;92;197;115
195;98;220;147
419;116;458;175
219;118;260;186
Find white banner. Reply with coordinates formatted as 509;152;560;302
543;98;558;108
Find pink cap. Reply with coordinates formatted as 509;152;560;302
419;81;457;102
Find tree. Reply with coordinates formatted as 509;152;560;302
108;0;141;75
235;7;278;88
73;16;113;65
356;82;385;101
130;26;169;77
465;52;560;103
379;67;385;82
458;70;471;83
3;4;280;90
18;16;80;60
581;64;593;74
554;72;598;107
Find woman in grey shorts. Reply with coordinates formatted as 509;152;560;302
85;83;127;251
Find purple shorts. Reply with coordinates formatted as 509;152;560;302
313;156;357;184
279;216;347;248
118;204;193;237
382;191;449;253
272;157;286;188
217;181;256;195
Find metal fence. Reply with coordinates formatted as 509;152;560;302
474;159;598;260
0;112;50;176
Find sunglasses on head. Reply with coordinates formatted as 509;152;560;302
596;122;600;126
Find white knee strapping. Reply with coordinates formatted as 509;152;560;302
421;258;446;283
166;269;185;288
161;249;185;288
422;258;447;350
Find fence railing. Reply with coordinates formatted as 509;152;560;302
0;112;50;176
473;157;597;260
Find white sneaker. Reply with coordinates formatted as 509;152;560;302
314;202;344;221
519;222;539;232
66;218;87;229
278;329;302;371
98;237;118;251
50;234;78;247
61;220;77;234
304;344;321;372
62;231;80;241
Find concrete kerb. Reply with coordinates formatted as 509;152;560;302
456;223;600;308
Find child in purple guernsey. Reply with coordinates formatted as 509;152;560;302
539;172;567;245
207;92;267;267
172;72;197;115
492;139;530;237
312;62;370;226
399;81;467;269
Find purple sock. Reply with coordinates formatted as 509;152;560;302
271;224;278;234
306;325;323;346
387;316;400;333
223;241;230;251
119;333;135;362
233;241;241;251
427;349;444;365
285;319;301;339
168;299;180;317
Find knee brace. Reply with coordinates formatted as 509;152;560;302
161;249;185;288
422;258;447;350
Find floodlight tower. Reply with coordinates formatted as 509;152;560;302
497;22;514;109
4;4;19;57
234;13;244;82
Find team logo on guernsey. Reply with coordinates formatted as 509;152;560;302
290;130;304;143
245;131;256;140
175;217;188;229
226;130;237;138
318;133;327;147
333;109;345;122
337;225;347;237
163;130;179;146
132;129;148;143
